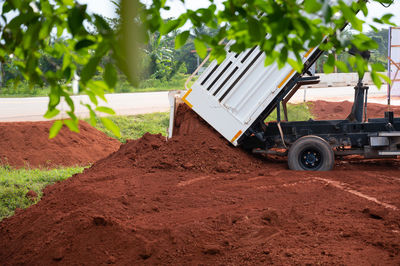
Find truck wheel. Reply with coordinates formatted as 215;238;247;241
288;135;334;171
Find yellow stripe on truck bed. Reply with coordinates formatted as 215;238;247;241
278;47;314;89
304;47;314;58
278;69;295;89
182;89;193;108
231;130;243;143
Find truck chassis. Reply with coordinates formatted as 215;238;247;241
237;48;400;170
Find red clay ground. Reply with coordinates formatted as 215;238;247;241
0;121;120;168
1;102;399;265
310;100;400;120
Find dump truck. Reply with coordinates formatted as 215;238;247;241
169;1;399;171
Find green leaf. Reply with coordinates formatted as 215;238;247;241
194;39;207;58
335;61;349;72
348;56;356;68
377;72;391;84
278;47;288;68
160;19;180;35
264;55;275;66
100;117;121;137
62;0;74;5
304;0;322;13
89;109;97;126
44;108;60;119
67;111;79;122
381;13;394;25
62;53;71;71
369;24;378;32
355;55;366;79
85;90;99;106
96;106;116;115
87;80;107;101
371;71;382;89
323;54;335;74
75;39;95;50
63;93;75;112
288;58;303;73
68;5;86;36
339;0;363;31
175;31;190;49
83;103;97;125
81;56;101;84
371;63;385;72
322;2;332;22
104;63;118;89
358;1;368;16
48;87;61;109
94;14;112;33
39;20;52;40
40;0;53;16
248;17;263;41
49;121;63;139
64;119;80;133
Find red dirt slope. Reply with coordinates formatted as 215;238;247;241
310;100;400;120
0;121;120;168
0;105;399;265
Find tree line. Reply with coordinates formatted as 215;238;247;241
0;0;394;137
0;21;220;88
0;25;390;88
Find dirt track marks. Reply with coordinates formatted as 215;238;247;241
313;176;399;211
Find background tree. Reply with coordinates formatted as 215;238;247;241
0;0;395;137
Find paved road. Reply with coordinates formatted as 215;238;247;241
0;92;170;122
0;86;398;122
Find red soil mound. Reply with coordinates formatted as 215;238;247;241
0;121;120;168
1;105;399;265
310;100;400;120
105;104;264;173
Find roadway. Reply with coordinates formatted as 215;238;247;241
0;86;398;122
0;92;170;122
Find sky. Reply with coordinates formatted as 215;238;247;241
79;0;400;31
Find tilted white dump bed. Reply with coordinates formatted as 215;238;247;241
182;0;356;146
183;45;316;145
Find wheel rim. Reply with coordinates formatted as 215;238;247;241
299;148;322;170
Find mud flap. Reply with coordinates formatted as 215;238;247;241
168;91;185;138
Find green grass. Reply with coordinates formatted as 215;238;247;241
0;103;310;221
0;166;84;221
88;103;311;143
265;102;313;122
0;74;191;97
115;74;191;93
0;84;50;97
0;112;168;221
88;112;170;142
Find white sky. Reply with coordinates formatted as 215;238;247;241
79;0;400;31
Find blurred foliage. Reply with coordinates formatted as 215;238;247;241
145;0;394;82
0;0;395;137
315;28;390;73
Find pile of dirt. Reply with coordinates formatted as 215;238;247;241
1;104;399;265
106;104;264;173
0;121;120;168
310;100;400;120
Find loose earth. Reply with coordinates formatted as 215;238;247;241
0;101;399;265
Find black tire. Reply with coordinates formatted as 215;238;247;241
288;135;334;171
